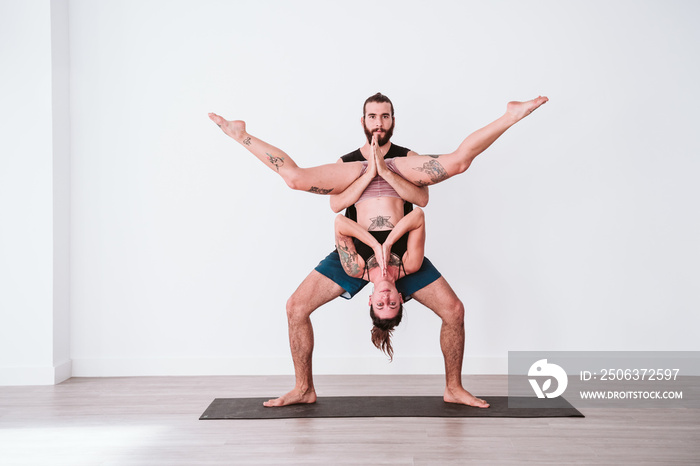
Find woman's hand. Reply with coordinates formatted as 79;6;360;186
381;241;394;274
372;244;387;276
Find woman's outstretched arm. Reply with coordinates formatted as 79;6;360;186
329;149;377;213
382;207;425;275
209;113;363;195
372;135;429;207
393;96;548;186
330;134;430;212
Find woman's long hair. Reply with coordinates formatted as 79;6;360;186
369;305;404;361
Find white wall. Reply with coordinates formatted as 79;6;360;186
5;0;699;382
0;0;71;385
51;0;72;383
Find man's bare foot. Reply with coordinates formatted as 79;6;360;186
444;386;490;408
263;387;317;407
208;113;246;141
506;96;549;122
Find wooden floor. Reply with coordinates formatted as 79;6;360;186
0;375;698;465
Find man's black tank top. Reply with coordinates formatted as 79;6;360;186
341;143;413;221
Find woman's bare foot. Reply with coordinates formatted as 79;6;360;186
263;387;317;407
506;96;549;122
208;113;246;141
444;386;490;408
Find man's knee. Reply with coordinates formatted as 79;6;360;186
442;297;465;327
286;292;312;323
412;277;465;325
285;270;341;322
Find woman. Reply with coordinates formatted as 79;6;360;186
334;204;425;360
308;132;423;359
207;96;548;194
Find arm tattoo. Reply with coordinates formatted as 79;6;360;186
368;215;394;231
336;238;361;276
412;159;448;185
242;137;252;146
387;253;402;267
367;252;401;271
308;186;334;194
366;255;379;270
265;152;285;171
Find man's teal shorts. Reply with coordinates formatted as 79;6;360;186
314;250;441;301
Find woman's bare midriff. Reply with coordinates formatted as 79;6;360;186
355;197;405;231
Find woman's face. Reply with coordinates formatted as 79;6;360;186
369;283;403;319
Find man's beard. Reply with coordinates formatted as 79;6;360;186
364;122;394;146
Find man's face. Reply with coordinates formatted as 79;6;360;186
362;102;394;145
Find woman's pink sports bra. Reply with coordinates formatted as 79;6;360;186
356;159;407;204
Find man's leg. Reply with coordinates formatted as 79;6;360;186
263;270;345;407
411;277;489;408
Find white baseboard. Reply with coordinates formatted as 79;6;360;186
1;357;508;384
71;356;508;377
0;359;73;386
54;359;72;384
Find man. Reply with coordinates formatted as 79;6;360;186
209;93;547;408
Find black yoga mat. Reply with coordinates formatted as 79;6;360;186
200;396;583;419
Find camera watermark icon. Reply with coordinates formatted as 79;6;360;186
528;359;568;398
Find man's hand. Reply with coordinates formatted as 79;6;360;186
373;133;389;177
366;134;378;179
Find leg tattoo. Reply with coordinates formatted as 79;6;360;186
309;186;334;194
413;159;449;184
266;152;285;171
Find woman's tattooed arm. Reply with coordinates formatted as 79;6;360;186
336;235;363;278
